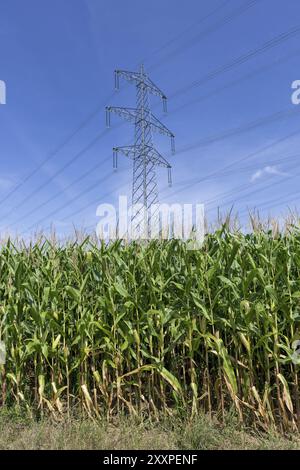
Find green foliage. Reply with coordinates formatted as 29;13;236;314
1;228;300;431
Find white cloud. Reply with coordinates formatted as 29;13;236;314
250;166;288;183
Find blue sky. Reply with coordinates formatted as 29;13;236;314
1;0;300;237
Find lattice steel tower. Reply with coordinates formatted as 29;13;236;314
106;64;175;234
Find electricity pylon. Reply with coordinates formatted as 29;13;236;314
106;64;175;236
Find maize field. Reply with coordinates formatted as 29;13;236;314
1;226;300;432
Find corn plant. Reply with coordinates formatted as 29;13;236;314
0;228;300;431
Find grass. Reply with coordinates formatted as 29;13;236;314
0;408;299;450
1;223;300;433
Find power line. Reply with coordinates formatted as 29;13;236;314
167;47;300;116
162;152;300;189
2;6;293;218
20;166;129;235
10;88;298;230
148;0;259;71
246;191;300;216
60;182;128;225
0;93;117;207
69;155;300;236
6;130;134;228
169;23;300;100
0;0;259;211
172;107;300;154
203;160;300;219
159;127;300;202
22;178;130;236
86;159;300;235
25;120;300;236
9;155;112;228
205;160;300;210
141;0;231;66
235;176;300;218
0;0;235;208
157;155;300;221
22;109;300;234
2;128;118;219
11;12;300;232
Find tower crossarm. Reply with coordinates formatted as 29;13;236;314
107;106;175;153
150;114;175;154
150;114;174;138
113;145;136;159
114;69;142;88
115;69;167;103
107;64;175;233
146;147;171;168
106;106;137;126
114;145;171;168
144;76;166;101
